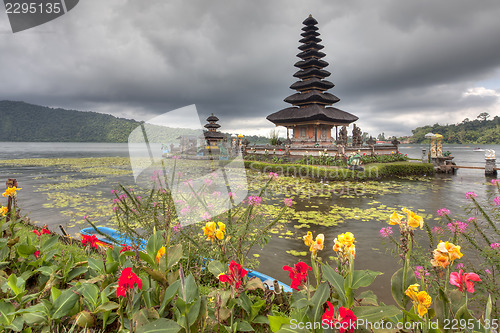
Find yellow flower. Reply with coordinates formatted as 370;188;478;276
338;232;355;247
2;186;22;198
333;232;356;259
216;229;225;240
436;241;462;261
389;211;403;225
0;206;7;217
217;222;226;234
416;291;432;317
309;234;324;255
405;284;432;317
156;246;166;263
202;222;217;240
405;283;420;302
430;250;450;268
303;231;313;247
402;208;424;229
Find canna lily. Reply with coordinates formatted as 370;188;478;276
218;260;248;295
282;261;312;291
0;206;7;217
202;221;225;241
82;234;99;249
321;302;357;333
310;234;324;255
405;284;432;317
430;250;450;268
303;231;313;247
120;244;132;253
156;246;166;263
333;232;356;259
2;186;22;198
116;267;143;298
449;269;482;293
402;208;424;229
34;250;40;259
389;211;403;225
436;241;463;261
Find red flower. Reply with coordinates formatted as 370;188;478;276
282;261;312;291
218;261;248;295
116;267;142;298
34;250;40;259
41;225;51;235
33;230;41;236
82;235;99;249
321;302;357;333
120;244;132;253
449;269;482;293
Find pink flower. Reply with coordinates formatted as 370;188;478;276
212;191;221;198
456;263;464;269
204;179;213;186
494;197;500;206
172;156;180;160
414;266;430;279
447;221;468;233
201;212;211;220
248;196;262;207
491;179;500;185
432;226;444;234
485;269;492;274
379;226;393;238
437;208;450;216
180;206;190;216
172;224;182;233
269;172;279;180
467;217;477;223
465;192;477;199
491;242;500;250
449;269;481;293
228;192;234;199
284;198;293;207
111;190;118;194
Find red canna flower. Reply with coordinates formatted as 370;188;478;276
321;302;357;333
218;261;248;295
449;269;482;293
282;261;312;291
120;244;132;253
82;235;99;249
116;267;142;298
34;250;40;259
41;225;51;235
33;230;41;236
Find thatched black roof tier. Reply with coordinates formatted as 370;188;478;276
297;50;326;59
203;131;226;139
290;78;334;91
204;123;221;129
294;58;328;69
301;30;320;37
302;15;318;25
298;43;324;51
206;114;219;122
299;36;322;44
267;105;358;125
302;24;318;32
284;91;340;105
293;68;331;79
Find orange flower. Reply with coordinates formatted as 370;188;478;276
0;206;8;217
333;232;356;259
310;234;324;255
156;246;165;263
431;250;450;268
2;186;22;198
303;231;313;247
389;211;403;225
436;241;463;261
402;208;424;229
405;284;432;317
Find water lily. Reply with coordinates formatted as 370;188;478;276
449;269;481;293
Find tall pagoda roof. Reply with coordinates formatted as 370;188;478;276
267;15;358;127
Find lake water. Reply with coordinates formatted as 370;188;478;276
1;142;499;304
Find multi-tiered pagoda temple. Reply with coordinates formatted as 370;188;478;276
203;113;226;147
266;15;358;146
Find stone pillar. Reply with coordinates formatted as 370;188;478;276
485;159;497;176
421;149;427;163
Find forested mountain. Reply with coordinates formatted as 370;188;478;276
0;100;141;142
411;114;500;144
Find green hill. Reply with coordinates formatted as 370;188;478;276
411;115;500;144
0;100;141;142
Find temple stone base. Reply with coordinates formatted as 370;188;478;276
485;159;497;176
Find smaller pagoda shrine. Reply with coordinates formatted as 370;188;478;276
203;113;226;151
266;15;358;146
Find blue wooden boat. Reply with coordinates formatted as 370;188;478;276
80;227;293;293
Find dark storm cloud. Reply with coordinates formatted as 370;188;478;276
1;0;499;136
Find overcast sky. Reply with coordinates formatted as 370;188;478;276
1;0;500;137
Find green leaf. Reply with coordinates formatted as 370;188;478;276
136;318;182;333
352;305;401;322
166;244;182;270
485;294;492;322
182;274;198;303
94;301;119;314
16;244;36;258
357;290;379;306
7;274;21;295
351;270;383;289
323;264;347;307
75;311;95;328
140;252;156;268
21;303;49;325
36;266;55;277
0;301;15;326
106;262;119;274
235;320;255;332
187;297;201;327
252;315;268;324
158;280;180;316
208;260;226;278
454;303;474;320
238;292;252;315
88;257;105;274
51;289;80;319
146;231;164;264
67;267;88;281
390;267;416;308
41;236;58;251
50;286;62;303
310;282;330;323
81;283;99;309
250;298;266;321
268;315;291;332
